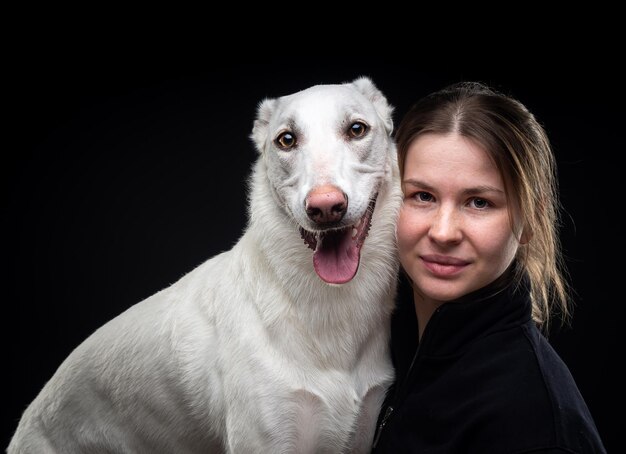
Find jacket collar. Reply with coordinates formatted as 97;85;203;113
416;269;533;358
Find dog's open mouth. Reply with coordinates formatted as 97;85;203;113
300;195;377;284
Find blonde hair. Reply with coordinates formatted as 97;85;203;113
395;82;571;330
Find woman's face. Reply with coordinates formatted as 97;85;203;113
397;132;523;304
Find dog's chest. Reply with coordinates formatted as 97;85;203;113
265;379;371;453
229;366;384;453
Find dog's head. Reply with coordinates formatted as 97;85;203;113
250;77;395;285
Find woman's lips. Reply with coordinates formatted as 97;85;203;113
421;254;469;277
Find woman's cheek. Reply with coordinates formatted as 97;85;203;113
396;208;418;256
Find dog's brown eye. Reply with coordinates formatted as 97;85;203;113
275;131;297;150
348;121;368;138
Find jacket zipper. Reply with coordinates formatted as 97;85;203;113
372;405;394;447
372;306;442;449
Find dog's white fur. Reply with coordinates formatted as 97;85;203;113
8;77;402;453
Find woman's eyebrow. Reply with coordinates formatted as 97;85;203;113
402;179;434;191
402;179;504;195
461;185;505;195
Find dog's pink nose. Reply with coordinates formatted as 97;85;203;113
306;185;348;225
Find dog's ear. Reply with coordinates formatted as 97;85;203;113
250;98;277;153
348;76;394;136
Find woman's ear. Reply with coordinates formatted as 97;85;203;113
519;227;532;245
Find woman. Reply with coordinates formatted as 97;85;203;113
372;82;606;453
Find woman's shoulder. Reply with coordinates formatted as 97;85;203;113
469;320;587;407
462;321;606;452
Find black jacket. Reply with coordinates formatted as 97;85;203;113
372;275;606;453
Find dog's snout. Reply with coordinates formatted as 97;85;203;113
306;185;348;225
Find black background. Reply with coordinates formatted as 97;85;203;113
5;56;620;451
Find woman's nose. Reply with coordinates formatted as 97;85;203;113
428;206;463;244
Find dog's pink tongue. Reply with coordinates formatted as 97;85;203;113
313;229;359;284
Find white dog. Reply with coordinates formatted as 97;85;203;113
8;77;402;453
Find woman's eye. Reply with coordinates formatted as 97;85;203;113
416;191;433;202
275;131;297;150
347;121;368;138
471;198;490;209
